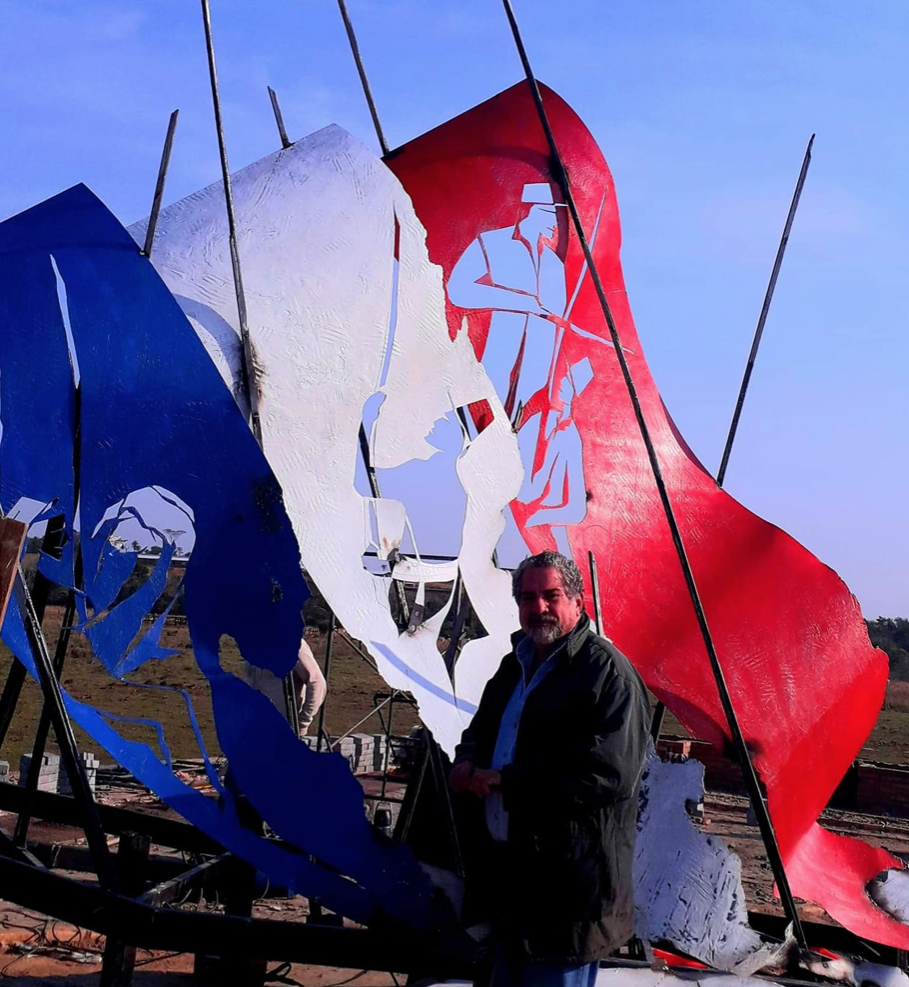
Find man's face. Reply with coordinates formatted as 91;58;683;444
518;566;584;646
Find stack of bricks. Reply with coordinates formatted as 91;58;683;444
19;752;60;792
300;734;389;775
58;751;100;796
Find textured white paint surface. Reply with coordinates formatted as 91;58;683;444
131;126;522;753
868;868;909;926
635;750;773;972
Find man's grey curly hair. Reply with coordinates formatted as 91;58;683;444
511;551;584;603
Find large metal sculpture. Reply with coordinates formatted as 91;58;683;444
386;82;905;947
131;124;523;755
0;184;439;931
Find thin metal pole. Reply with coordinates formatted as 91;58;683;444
199;0;262;446
654;136;815;742
200;0;307;726
316;613;335;753
0;516;66;750
142;110;179;259
14;592;76;847
358;425;410;624
587;551;603;637
379;692;395;800
500;0;808;952
10;571;117;891
335;0;389;156
267;87;292;150
716;135;814;487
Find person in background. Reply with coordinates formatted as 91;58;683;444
245;637;327;736
450;550;650;987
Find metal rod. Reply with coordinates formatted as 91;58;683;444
358;425;410;623
427;734;463;878
14;592;76;847
654;140;815;745
500;0;808;952
329;694;394;749
315;613;335;753
394;739;430;845
0;516;66;750
379;691;395;800
142;109;179;259
587;551;603;637
11;571;117;891
200;1;304;726
337;629;379;673
267;86;292;149
335;0;389;156
716;135;814;487
649;702;666;744
199;0;262;446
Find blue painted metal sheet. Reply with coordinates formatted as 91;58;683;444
0;185;437;931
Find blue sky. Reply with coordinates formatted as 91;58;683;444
2;1;907;616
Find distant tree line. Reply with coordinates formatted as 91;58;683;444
867;618;909;680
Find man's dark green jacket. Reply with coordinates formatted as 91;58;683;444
454;612;650;965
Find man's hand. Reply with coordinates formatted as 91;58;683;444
449;760;476;794
469;768;502;798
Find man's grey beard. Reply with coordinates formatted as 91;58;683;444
527;620;563;645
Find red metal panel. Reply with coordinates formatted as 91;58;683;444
389;82;902;946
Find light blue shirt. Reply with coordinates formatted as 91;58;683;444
486;635;566;842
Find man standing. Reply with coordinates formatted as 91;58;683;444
450;551;650;987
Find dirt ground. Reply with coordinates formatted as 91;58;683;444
0;609;420;769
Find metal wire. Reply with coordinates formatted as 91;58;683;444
499;0;808;953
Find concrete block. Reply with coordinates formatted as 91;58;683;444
58;751;98;797
19;752;59;792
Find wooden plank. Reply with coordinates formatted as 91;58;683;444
0;518;27;626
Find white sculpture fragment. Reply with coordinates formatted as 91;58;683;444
130;125;522;754
635;748;786;973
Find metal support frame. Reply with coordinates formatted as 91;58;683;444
14;591;76;846
500;0;808;952
0;515;66;747
315;612;335;753
11;569;118;890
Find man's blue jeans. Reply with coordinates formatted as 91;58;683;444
491;947;599;987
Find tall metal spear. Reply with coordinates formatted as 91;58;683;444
500;0;809;952
651;136;814;742
717;135;815;486
199;0;298;733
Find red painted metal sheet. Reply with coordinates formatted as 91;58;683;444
388;82;903;945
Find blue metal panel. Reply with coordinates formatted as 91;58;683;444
0;186;438;931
